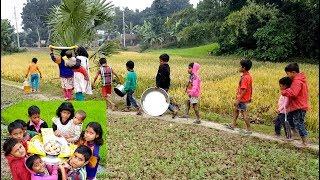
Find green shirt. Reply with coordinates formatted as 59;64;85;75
124;70;137;92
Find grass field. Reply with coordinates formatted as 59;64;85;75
1;45;318;133
1;100;107;165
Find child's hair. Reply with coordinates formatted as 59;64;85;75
60;49;68;57
8;121;24;134
80;122;103;145
65;50;73;58
189;63;194;68
159;54;169;62
76;110;87;121
28;105;40;117
26;154;41;171
32;58;38;63
126;60;134;69
56;102;75;121
99;58;107;65
285;63;299;73
279;77;292;87
76;46;89;58
240;59;252;71
74;145;92;162
3;138;19;156
14;119;27;129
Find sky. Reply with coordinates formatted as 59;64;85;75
1;0;201;32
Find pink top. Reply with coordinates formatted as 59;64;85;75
278;95;289;114
187;63;201;97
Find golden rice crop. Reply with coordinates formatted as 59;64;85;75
1;50;318;131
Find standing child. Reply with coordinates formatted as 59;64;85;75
66;110;86;143
180;63;202;124
26;154;58;180
122;60;142;115
77;122;103;180
227;59;253;134
155;53;178;118
52;102;75;138
26;105;48;133
93;57;120;110
59;145;92;180
25;57;42;92
8;121;29;150
3;138;31;180
50;48;74;100
281;63;309;146
274;77;292;138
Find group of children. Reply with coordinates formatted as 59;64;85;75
3;102;104;180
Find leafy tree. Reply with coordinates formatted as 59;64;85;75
1;19;15;51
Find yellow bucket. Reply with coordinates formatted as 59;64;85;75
23;80;31;94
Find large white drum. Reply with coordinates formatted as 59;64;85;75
141;87;170;116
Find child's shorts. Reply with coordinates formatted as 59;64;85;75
101;85;112;97
237;102;248;111
189;97;199;104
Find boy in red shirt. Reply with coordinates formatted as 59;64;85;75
3;138;31;180
227;59;253;134
281;63;309;146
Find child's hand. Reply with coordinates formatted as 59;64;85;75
54;130;62;137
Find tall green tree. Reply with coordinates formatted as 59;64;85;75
1;19;15;51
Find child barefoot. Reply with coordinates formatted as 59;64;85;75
27;105;48;133
3;138;31;180
26;154;58;180
180;63;202;124
25;57;42;92
66;110;87;143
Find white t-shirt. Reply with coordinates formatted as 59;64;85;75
52;117;73;138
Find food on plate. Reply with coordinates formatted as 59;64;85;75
44;141;61;155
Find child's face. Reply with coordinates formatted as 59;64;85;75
239;66;245;73
73;114;84;125
10;128;24;142
69;152;86;169
188;66;192;74
30;113;41;125
84;126;98;142
10;143;26;158
32;158;46;173
279;84;287;90
286;72;295;79
126;66;130;71
159;59;165;65
61;110;71;122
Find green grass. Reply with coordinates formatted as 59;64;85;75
1;100;107;165
147;43;219;58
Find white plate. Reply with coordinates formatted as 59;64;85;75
141;88;170;116
41;156;62;164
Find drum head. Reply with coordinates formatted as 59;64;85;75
114;87;126;97
141;87;170;116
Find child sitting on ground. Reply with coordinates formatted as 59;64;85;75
8;121;29;150
14;119;38;140
3;138;31;180
25;57;42;92
26;154;58;180
26;105;48;133
180;63;202;124
274;77;292;138
122;60;142;115
59;145;92;180
93;57;120;110
66;110;87;143
52;102;75;139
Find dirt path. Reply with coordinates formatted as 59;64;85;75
108;110;319;152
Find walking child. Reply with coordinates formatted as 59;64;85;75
281;63;309;146
25;57;42;92
93;57;120;110
122;60;142;115
156;53;178;118
274;77;292;138
227;59;253;134
180;63;201;124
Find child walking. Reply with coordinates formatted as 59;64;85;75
227;59;253;134
26;105;48;133
180;63;202;124
49;48;74;100
155;53;178;118
93;57;120;110
123;60;142;115
3;138;31;180
77;122;103;180
26;154;58;180
281;63;309;146
25;57;42;92
274;77;292;138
